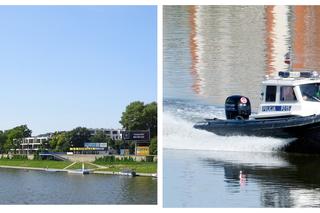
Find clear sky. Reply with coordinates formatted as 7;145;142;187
0;6;157;135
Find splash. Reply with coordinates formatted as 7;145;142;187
163;111;292;153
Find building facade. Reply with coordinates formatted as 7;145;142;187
15;128;124;155
17;136;50;154
89;128;124;140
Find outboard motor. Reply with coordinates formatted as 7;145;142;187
225;95;251;120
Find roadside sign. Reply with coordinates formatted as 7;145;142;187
84;143;108;148
122;130;150;141
136;146;150;156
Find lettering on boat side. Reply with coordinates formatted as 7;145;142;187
262;105;291;112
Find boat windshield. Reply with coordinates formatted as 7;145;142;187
300;83;320;102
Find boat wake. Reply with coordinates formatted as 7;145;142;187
163;100;292;153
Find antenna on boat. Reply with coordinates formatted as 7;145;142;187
284;47;293;71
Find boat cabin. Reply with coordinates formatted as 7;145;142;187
253;71;320;119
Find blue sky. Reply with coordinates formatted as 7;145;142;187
0;6;157;135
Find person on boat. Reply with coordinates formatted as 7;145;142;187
315;84;320;98
301;83;320;101
281;86;296;101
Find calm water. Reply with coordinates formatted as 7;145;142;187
164;5;320;108
0;168;157;204
164;149;320;207
163;5;320;207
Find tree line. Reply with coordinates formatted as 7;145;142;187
0;101;157;155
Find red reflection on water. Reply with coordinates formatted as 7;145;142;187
189;5;201;95
187;5;320;97
292;6;320;70
292;6;306;69
265;6;276;75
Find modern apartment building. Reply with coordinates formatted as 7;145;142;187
17;136;50;154
89;128;124;140
15;128;124;154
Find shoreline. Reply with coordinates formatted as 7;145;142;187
0;165;157;177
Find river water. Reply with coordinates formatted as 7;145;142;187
163;5;320;207
0;168;157;204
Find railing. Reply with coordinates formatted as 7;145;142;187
39;152;69;161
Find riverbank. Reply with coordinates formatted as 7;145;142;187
0;159;70;169
94;162;157;173
0;159;157;177
0;167;157;204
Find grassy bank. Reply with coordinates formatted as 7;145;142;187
0;159;157;174
0;159;71;169
67;162;100;170
94;162;157;173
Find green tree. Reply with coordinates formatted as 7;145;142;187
3;125;32;153
110;139;134;155
112;140;123;154
49;132;70;152
107;138;116;150
90;130;109;143
0;130;7;153
143;102;157;138
120;101;157;137
149;137;157;155
120;101;146;130
68;127;91;148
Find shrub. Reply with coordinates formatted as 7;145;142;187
11;155;28;160
94;155;136;163
146;155;154;162
95;155;116;163
33;153;42;160
149;137;157;155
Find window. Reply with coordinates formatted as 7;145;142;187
280;86;297;102
300;83;320;102
265;86;277;102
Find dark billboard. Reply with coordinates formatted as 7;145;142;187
122;130;150;141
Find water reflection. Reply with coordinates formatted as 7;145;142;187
164;6;320;109
202;151;320;207
292;7;320;70
164;6;194;99
0;169;157;204
188;6;267;106
163;5;320;208
265;6;291;74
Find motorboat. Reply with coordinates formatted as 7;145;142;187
194;71;320;140
119;169;136;176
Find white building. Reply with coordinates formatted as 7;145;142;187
17;136;50;154
14;128;123;154
89;128;124;140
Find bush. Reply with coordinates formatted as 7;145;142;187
11;155;28;160
120;156;134;162
94;155;136;163
149;137;157;155
95;155;115;163
33;153;42;160
146;155;154;162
